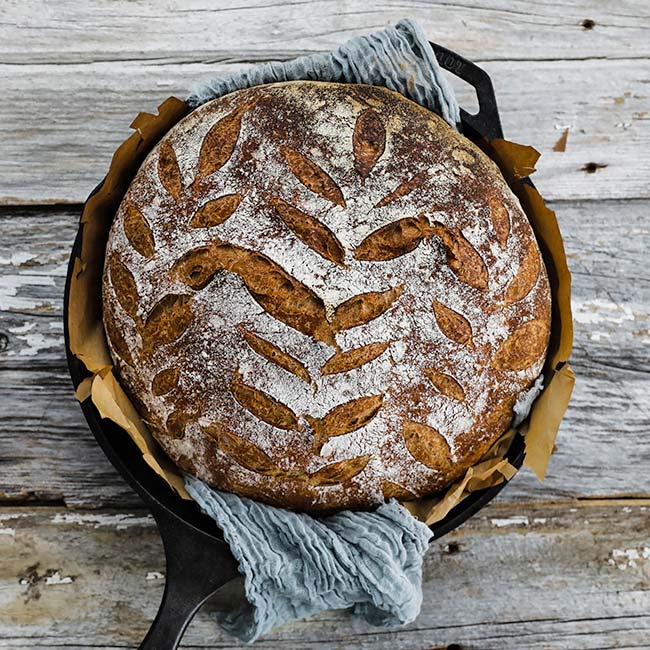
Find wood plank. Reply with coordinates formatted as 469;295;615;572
0;200;649;506
1;501;650;648
2;0;648;63
0;367;142;508
1;357;648;508
0;56;648;204
3;201;649;365
1;201;649;507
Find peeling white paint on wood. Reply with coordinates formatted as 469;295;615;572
51;512;154;529
609;547;650;570
7;321;36;335
0;513;28;521
572;298;641;326
0;274;57;312
490;515;529;527
145;571;164;581
2;503;650;649
14;331;61;357
0;252;37;267
43;571;74;585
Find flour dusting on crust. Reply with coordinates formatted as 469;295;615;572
102;81;551;512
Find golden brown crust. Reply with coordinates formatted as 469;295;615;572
102;81;551;512
151;366;180;396
273;197;346;266
321;342;390;376
239;326;311;384
123;205;155;259
189;194;242;228
423;368;466;402
306;394;384;453
352;109;386;179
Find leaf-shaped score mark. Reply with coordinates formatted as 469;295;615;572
104;312;134;367
282;146;346;207
489;196;510;246
504;244;541;304
151;366;180;396
493;319;548;371
382;481;417;501
108;255;139;321
449;232;489;290
429;222;488;290
353;108;386;178
423;368;466;402
239;326;311;384
354;215;430;261
212;242;336;346
189;193;242;228
142;294;194;353
157;140;183;202
431;300;473;345
306;395;383;453
333;285;404;331
403;420;453;471
196;106;247;179
232;371;301;431
123;204;155;259
206;426;281;476
374;170;428;209
321;341;390;376
166;409;196;439
273;197;345;265
307;455;371;486
170;245;223;290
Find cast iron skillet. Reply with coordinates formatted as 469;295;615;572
64;42;527;650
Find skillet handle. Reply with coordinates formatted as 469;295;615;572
139;506;240;650
429;41;504;140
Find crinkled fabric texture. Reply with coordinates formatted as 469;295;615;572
187;18;460;127
185;476;433;643
182;18;456;644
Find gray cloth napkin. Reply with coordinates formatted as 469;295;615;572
187;18;459;127
185;477;433;643
183;18;460;643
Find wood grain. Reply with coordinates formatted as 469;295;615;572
1;1;648;63
2;501;650;649
1;4;649;646
0;201;648;507
0;49;648;203
3;200;648;365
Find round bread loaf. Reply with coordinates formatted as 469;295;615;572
102;81;551;512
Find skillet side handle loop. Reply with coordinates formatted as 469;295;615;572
140;507;240;650
429;41;504;140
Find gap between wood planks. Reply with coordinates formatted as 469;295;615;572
2;495;650;510
3;52;649;65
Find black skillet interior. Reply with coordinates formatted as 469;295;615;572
63;42;528;649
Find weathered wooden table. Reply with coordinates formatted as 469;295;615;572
1;3;649;648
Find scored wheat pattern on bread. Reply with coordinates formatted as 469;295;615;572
102;82;552;511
